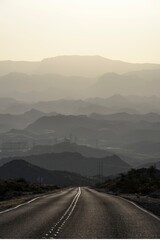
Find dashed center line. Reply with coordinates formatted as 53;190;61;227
42;187;81;239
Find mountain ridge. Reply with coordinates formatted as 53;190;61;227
0;159;91;186
0;152;131;177
1;55;160;77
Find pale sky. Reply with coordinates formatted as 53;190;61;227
0;0;160;63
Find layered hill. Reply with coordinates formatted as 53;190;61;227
0;152;131;177
90;70;160;97
1;95;160;115
0;109;51;133
90;112;160;123
1;56;160;77
26;114;132;133
0;159;91;186
28;142;112;158
138;159;160;170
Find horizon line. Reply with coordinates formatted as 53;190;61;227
0;55;159;65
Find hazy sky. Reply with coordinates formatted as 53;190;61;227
0;0;160;63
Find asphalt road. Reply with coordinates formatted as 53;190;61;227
0;187;160;239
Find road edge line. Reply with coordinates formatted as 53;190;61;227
92;188;160;222
118;196;160;222
0;188;70;214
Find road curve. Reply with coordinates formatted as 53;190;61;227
0;187;160;239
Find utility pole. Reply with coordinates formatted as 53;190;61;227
99;159;104;183
99;159;101;182
101;160;103;183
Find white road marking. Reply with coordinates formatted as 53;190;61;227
0;196;44;214
93;189;160;222
0;189;70;215
118;196;160;222
43;187;81;239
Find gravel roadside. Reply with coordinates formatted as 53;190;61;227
95;188;160;218
120;194;160;218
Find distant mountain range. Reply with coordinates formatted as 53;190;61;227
0;152;131;177
1;95;160;115
1;138;159;171
26;115;99;134
124;141;160;155
90;112;160;122
0;109;57;133
1;112;160;162
1;57;160;101
138;159;160;170
27;141;112;158
25;114;160;144
24;114;133;147
2;96;160;125
0;159;91;186
89;70;160;97
0;72;94;101
1;55;160;77
0;56;160;179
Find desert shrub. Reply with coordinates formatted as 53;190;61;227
0;178;57;200
101;167;160;195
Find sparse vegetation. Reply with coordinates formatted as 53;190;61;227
98;166;160;196
0;178;58;201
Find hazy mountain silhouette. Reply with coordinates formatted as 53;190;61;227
31;97;140;115
90;112;160;122
0;153;131;177
138;160;160;170
0;98;27;113
21;114;160;149
26;115;97;133
21;109;47;121
2;113;160;159
0;109;48;133
90;70;160;97
124;128;160;143
0;72;93;101
2;94;160;115
27;141;112;158
25;115;132;147
0;159;91;186
1;56;160;77
25;113;156;134
0;56;160;178
87;95;160;114
75;104;112;115
125;141;160;155
2;69;160;101
32;99;91;114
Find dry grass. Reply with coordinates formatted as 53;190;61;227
0;195;34;211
